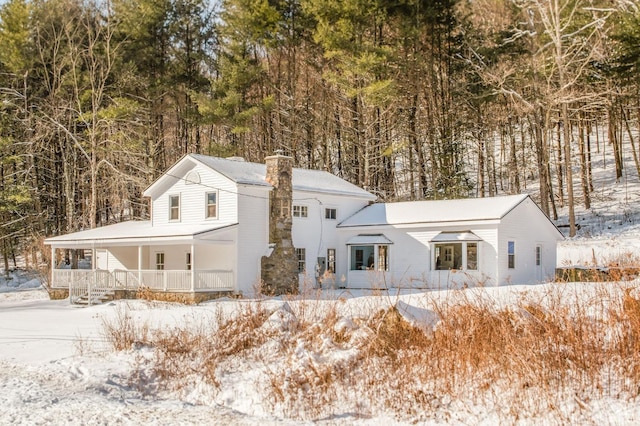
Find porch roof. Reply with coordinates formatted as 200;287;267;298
430;231;482;242
45;221;238;248
346;234;394;245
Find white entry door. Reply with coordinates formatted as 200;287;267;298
95;249;108;270
535;245;543;281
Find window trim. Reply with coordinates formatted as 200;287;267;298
508;240;516;269
327;248;336;273
296;248;306;273
325;207;337;220
433;242;479;271
169;194;180;221
205;191;218;219
349;244;389;271
155;252;165;270
293;204;308;218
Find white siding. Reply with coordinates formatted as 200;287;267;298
236;185;270;294
151;161;239;226
292;192;371;280
337;225;500;289
497;198;560;285
106;247;139;270
193;244;235;270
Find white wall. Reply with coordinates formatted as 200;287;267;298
337;225;498;289
291;192;371;284
151;161;239;226
497;198;560;285
106;247;139;270
236;185;270;294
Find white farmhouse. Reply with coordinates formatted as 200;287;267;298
45;154;563;303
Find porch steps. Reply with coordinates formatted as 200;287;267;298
73;289;115;305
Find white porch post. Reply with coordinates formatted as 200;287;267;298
50;246;56;290
190;243;195;292
137;245;143;289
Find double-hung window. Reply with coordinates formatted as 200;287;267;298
293;205;308;218
169;195;180;221
156;253;165;270
296;248;306;273
327;248;336;273
206;191;218;219
508;241;516;269
325;208;337;220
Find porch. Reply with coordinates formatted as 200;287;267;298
51;269;234;305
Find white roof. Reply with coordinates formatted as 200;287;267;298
191;154;375;199
431;231;482;242
45;221;237;248
339;194;531;227
346;234;394;245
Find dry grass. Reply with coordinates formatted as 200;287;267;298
100;282;640;422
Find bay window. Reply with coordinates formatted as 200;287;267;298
432;232;481;271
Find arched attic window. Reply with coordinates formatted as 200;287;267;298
185;171;201;185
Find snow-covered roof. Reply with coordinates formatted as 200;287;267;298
190;154;376;199
346;234;394;245
45;221;237;248
338;194;531;227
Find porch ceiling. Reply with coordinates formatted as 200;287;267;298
45;221;238;249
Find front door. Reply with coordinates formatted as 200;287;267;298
95;249;108;270
535;245;543;281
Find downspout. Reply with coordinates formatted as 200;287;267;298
137;245;142;291
190;243;195;292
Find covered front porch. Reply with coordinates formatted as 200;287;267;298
45;221;239;304
52;268;234;304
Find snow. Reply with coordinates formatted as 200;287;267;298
192;154;376;199
45;220;237;247
1;282;639;424
3;145;640;424
338;194;530;227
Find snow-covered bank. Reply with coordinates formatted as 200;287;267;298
1;283;640;425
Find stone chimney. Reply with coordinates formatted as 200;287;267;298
261;152;299;295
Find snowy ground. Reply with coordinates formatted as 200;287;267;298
3;149;640;424
2;280;640;424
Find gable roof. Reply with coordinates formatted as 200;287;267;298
338;194;537;227
146;154;376;200
45;221;237;248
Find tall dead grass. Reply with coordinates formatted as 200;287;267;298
100;283;640;422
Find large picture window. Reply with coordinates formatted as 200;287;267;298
434;242;478;271
350;245;389;271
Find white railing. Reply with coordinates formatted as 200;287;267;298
112;270;140;290
196;270;234;290
52;268;235;299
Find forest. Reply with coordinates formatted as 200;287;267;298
0;0;639;269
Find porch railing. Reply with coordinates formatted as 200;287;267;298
52;269;235;298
